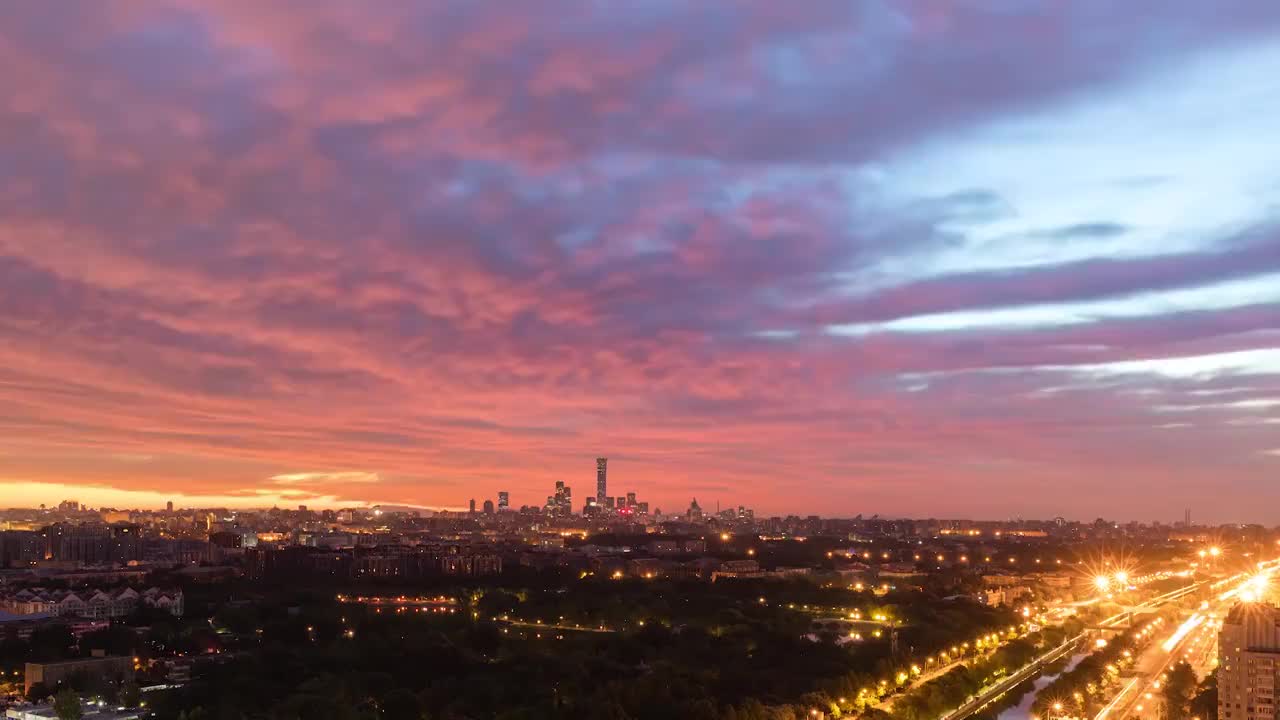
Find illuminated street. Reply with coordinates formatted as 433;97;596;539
1094;568;1276;720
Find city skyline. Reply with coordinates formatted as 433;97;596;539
1;2;1279;522
0;482;1238;529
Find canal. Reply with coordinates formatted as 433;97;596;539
994;652;1089;720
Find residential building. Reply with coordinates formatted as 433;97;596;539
1;586;184;619
1219;602;1280;720
24;654;134;694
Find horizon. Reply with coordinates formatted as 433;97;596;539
0;497;1246;528
2;2;1279;522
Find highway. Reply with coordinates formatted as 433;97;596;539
937;571;1246;720
1093;570;1268;720
1091;612;1217;720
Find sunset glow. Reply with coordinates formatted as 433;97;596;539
1;1;1278;518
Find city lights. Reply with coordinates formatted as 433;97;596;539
0;5;1277;717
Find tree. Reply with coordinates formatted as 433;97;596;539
1190;670;1218;720
27;681;52;702
381;688;424;719
53;688;83;720
27;625;74;662
80;625;138;657
1163;662;1198;720
120;680;142;708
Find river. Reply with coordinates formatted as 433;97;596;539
994;652;1089;720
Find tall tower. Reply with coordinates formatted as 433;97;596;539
596;458;608;505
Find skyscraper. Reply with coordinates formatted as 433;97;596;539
1219;602;1280;720
596;457;608;505
498;491;509;511
482;499;495;514
469;498;476;514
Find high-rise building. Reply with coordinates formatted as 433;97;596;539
0;530;45;567
596;458;608;505
498;491;509;511
482;499;495;515
563;485;572;515
469;499;477;514
110;524;144;563
166;500;174;513
1219;602;1280;720
626;492;637;507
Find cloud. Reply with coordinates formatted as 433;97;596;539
806;225;1280;329
0;1;1277;520
270;472;381;486
1034;223;1130;240
0;479;361;511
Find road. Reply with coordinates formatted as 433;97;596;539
937;570;1251;720
879;580;1209;715
879;647;1008;713
501;620;615;634
1094;581;1245;720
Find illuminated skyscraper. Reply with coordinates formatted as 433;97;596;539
498;491;509;511
596;458;608;505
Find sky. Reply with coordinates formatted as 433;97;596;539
1;1;1278;522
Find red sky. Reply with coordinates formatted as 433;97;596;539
1;1;1278;521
